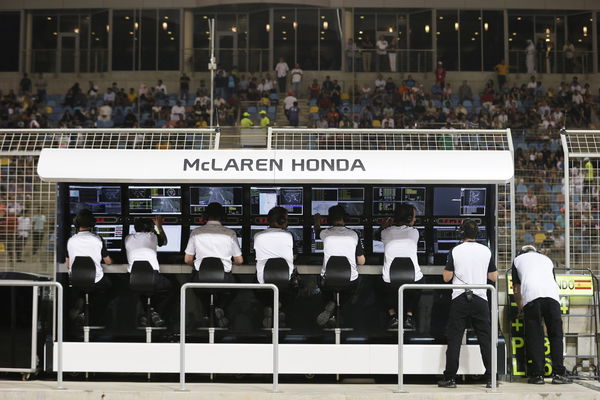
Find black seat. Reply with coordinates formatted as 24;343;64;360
130;261;159;329
263;258;290;290
322;256;354;330
70;256;99;329
389;257;416;289
196;257;226;329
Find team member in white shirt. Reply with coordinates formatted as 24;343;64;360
377;204;424;329
512;245;572;385
184;202;243;327
313;205;365;327
438;219;497;389
275;57;290;93
253;206;299;328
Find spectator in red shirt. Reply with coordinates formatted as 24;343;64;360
435;61;447;88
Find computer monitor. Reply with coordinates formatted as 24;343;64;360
433;225;488;254
312;225;364;254
128;186;182;215
372;186;426;216
71;224;123;252
128;224;182;252
250;187;304;215
189;186;243;216
311;187;364;216
69;185;121;215
249;225;304;253
433;187;488;217
190;225;243;247
372;225;426;254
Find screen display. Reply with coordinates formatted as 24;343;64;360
372;226;426;254
128;225;182;252
71;224;123;252
433;225;488;254
372;187;426;216
312;225;364;254
311;187;364;216
128;186;182;215
433;187;487;216
69;185;121;215
189;186;243;216
250;225;304;254
250;187;304;215
190;225;243;247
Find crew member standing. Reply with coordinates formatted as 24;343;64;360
184;202;243;327
253;206;298;328
313;205;365;327
438;219;497;388
512;245;572;384
240;111;254;127
377;204;424;329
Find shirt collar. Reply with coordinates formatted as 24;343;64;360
206;220;222;226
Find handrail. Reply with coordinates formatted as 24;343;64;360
0;280;64;389
397;283;498;393
179;282;279;392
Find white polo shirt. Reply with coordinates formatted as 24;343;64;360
321;226;364;281
185;221;241;272
512;251;559;307
253;228;294;284
381;225;423;283
66;231;108;283
445;241;496;301
125;232;162;272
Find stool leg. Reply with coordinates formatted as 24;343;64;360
335;292;341;329
209;293;215;328
146;296;152;328
84;293;90;326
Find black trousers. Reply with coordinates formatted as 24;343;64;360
523;297;565;377
383;276;425;315
191;270;236;314
444;293;492;379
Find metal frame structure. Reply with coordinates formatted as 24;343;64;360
178;282;279;392
397;283;498;393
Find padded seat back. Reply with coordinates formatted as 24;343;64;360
323;256;352;290
197;257;225;283
70;256;96;290
263;258;290;289
389;257;416;288
130;261;156;293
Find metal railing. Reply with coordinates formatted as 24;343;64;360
345;49;434;73
185;48;270;73
0;280;63;389
508;50;594;74
397;283;498;393
179;282;279;392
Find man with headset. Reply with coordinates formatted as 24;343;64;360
253;206;299;328
184;202;243;327
313;204;365;327
512;245;572;384
438;219;497;388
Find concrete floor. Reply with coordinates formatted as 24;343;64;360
0;380;599;400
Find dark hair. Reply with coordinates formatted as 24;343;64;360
134;218;154;233
74;209;96;229
461;219;480;239
328;205;346;224
267;206;288;227
205;202;225;221
394;204;416;225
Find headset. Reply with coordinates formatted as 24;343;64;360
517;244;539;256
458;218;480;239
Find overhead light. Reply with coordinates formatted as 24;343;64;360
471;37;476;41
545;38;550;42
52;32;58;36
293;21;298;29
546;28;550;34
231;26;237;33
106;24;110;32
282;31;287;34
283;37;287;40
359;30;363;34
484;22;489;31
170;37;175;40
436;32;440;35
162;22;168;30
134;22;139;29
266;24;270;32
203;15;208;19
321;15;325;19
388;27;393;33
454;22;459;31
167;31;172;35
512;32;517;36
425;24;430;33
583;26;588;34
474;31;479;35
517;17;522;21
74;28;79;34
124;16;130;20
164;16;169;20
46;16;52;21
439;16;444;20
281;15;286;20
360;15;364;19
323;21;328;30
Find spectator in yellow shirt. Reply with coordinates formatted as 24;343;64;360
240;112;254;127
259;110;270;127
495;59;510;91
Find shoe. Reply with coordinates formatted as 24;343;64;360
74;312;85;327
317;301;336;327
324;316;336;329
387;314;399;329
69;298;85;320
139;315;147;327
551;374;573;384
214;307;228;328
528;376;545;384
262;306;273;329
151;311;165;327
403;315;415;330
437;378;457;388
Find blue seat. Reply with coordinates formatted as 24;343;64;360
552;184;563;193
521;233;534;244
551;203;560;213
311;113;320;121
543;222;555;232
527;213;538;221
516;184;528;194
462;100;473;108
309;98;317;106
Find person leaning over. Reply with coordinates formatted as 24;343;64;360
438;219;497;389
314;205;365;327
512;245;572;385
376;204;424;330
184;202;243;327
253;206;299;328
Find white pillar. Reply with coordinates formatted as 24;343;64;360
183;10;194;73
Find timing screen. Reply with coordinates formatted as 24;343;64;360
372;187;426;216
433;187;487;216
69;185;121;215
189;186;243;216
311;187;364;216
128;186;182;215
250;187;303;215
